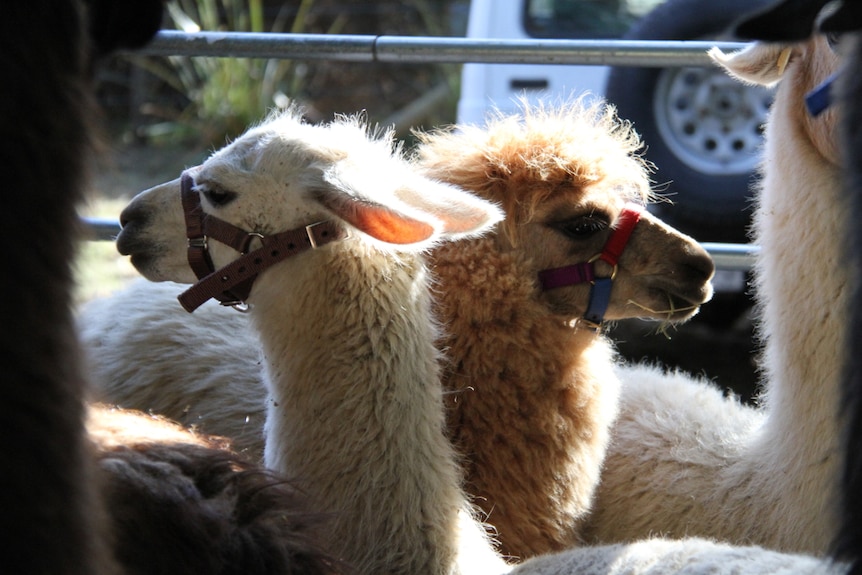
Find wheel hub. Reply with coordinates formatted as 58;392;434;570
654;66;774;175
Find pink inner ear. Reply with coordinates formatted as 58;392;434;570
433;206;493;235
320;193;436;245
392;186;497;236
349;203;436;245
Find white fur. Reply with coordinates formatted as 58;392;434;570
583;38;846;554
79;280;267;459
515;538;840;574
117;109;507;575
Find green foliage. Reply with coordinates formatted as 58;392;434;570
132;0;346;145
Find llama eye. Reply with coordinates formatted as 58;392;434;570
826;33;842;51
202;188;236;207
554;215;608;239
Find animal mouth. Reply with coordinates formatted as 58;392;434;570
633;283;712;322
115;228;159;276
115;225;140;257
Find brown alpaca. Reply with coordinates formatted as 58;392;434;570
89;406;339;575
418;101;714;558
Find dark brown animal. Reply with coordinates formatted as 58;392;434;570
1;3;338;574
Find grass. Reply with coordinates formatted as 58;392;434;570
74;197;139;307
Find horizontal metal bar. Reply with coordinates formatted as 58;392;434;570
82;217;122;241
374;37;746;67
701;242;758;271
132;31;747;67
81;217;758;271
137;30;376;61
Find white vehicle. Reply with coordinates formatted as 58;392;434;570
458;0;773;248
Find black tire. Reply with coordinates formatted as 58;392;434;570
605;0;773;243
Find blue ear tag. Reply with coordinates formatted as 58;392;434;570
806;72;838;117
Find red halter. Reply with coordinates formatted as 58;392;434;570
177;171;346;312
537;203;642;329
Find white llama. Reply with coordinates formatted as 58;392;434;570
726;0;862;567
115;107;848;575
115;108;509;575
81;100;716;558
581;33;847;554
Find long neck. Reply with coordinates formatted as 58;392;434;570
253;241;503;575
432;236;620;558
748;72;846;536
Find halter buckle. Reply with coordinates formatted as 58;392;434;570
188;236;208;250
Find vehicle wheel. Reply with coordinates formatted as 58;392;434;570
605;0;774;243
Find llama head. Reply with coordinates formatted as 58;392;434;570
417;99;715;324
709;34;842;166
117;109;504;298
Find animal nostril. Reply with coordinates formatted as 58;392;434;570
119;203;144;229
690;249;716;280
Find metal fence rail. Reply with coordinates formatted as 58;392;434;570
134;31;748;67
99;32;757;272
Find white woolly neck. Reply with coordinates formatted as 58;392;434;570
747;69;847;542
249;237;506;575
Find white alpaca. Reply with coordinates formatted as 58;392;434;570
81;283;268;459
81;100;717;557
582;36;846;554
116;108;509;575
115;107;848;575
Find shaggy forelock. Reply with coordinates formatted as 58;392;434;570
415;98;652;241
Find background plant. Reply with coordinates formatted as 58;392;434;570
127;0;345;144
121;0;464;147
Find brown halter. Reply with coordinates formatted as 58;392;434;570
177;171;346;312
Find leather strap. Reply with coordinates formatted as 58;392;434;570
178;220;345;312
178;170;346;312
181;172;216;282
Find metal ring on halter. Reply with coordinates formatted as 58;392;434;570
242;232;265;254
587;252;618;281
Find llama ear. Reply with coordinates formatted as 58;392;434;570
313;159;502;246
393;180;504;238
709;43;796;87
316;188;437;245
